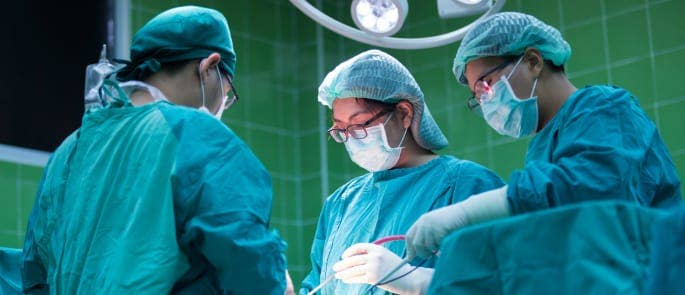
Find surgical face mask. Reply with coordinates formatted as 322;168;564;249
479;57;539;138
199;64;227;120
343;113;409;172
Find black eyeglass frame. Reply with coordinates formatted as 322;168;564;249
326;109;393;143
466;56;520;111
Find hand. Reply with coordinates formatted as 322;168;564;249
333;243;432;295
406;203;469;259
405;186;510;259
284;269;295;295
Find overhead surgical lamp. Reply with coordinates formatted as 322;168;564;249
350;0;408;37
289;0;505;50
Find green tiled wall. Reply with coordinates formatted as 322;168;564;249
0;161;42;248
1;0;683;288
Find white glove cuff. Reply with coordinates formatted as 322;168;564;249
460;185;510;225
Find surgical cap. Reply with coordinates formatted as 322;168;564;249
453;12;571;85
318;49;448;151
118;6;236;81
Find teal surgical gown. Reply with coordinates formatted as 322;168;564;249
299;156;504;295
0;247;21;295
22;95;286;294
645;203;685;294
508;85;681;214
428;200;664;294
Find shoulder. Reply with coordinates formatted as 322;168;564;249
438;155;499;178
564;85;637;115
325;173;373;202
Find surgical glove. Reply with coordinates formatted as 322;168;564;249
332;243;433;295
285;269;295;295
406;185;510;259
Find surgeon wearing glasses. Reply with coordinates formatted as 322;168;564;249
22;6;290;294
299;49;504;295
405;11;682;260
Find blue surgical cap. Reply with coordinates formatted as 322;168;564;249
318;49;448;151
118;6;236;81
453;12;571;85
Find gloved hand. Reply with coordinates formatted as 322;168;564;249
284;269;295;295
332;243;433;295
406;185;510;259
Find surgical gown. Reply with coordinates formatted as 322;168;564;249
22;99;287;294
299;156;504;295
0;247;21;295
428;200;664;294
645;203;685;294
508;85;681;214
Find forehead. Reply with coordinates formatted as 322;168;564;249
464;56;509;88
331;97;373;117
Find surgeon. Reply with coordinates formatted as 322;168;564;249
299;49;505;295
22;6;290;294
406;11;683;259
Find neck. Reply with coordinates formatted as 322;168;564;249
395;140;437;168
537;73;577;130
128;88;155;106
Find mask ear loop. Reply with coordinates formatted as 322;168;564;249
198;63;207;110
215;65;226;110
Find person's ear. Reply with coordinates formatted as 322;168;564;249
524;47;544;77
396;101;414;129
198;53;222;80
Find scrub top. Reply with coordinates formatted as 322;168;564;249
22;88;287;294
508;85;681;214
300;155;505;294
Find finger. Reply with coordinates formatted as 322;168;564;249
332;254;368;272
405;225;418;259
335;264;369;283
341;243;374;259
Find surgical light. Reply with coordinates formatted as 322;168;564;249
437;0;492;19
351;0;408;37
289;0;506;50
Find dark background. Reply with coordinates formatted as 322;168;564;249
0;1;111;152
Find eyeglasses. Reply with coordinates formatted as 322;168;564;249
327;109;392;143
219;69;240;111
466;57;517;111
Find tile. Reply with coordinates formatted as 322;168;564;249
563;21;606;73
649;0;685;53
19;181;38;231
658;100;685;152
605;0;645;13
569;69;609;89
519;0;561;28
561;0;602;26
299;133;323;175
447;105;490;151
0;233;21;249
0;179;18;232
606;9;650;62
653;49;685;101
19;164;44;182
0;161;17;179
301;176;324;220
610;59;655;106
490;139;529;178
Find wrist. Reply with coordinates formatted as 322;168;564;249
461;185;510;224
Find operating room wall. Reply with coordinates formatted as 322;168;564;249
0;0;684;288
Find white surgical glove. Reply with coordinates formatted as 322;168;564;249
284;269;295;295
333;243;433;295
406;185;511;259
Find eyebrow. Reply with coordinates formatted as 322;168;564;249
332;111;370;124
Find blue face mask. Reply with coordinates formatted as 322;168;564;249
479;57;539;138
